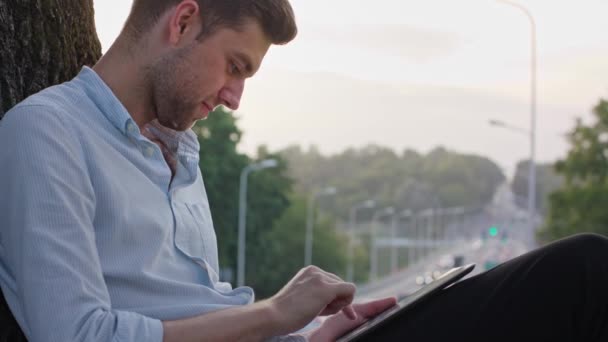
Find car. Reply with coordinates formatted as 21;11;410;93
484;260;500;270
437;254;455;269
453;255;465;267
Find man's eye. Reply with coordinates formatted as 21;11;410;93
229;62;240;75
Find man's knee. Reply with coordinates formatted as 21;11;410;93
561;232;608;250
550;233;608;264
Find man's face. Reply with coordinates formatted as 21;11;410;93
148;19;271;131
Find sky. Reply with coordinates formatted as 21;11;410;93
94;0;608;177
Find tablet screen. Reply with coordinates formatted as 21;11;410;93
336;263;475;342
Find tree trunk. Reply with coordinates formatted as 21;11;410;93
0;0;102;118
0;1;101;339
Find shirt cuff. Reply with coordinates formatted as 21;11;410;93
115;310;164;342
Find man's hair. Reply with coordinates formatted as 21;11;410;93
125;0;297;45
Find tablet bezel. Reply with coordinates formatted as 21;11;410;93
336;263;476;342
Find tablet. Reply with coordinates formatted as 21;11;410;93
336;263;475;342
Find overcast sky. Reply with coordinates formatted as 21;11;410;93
94;0;608;176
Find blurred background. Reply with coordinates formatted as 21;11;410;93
10;0;608;301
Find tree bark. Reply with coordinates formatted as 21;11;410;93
0;0;102;118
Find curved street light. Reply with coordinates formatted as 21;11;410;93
489;119;529;136
236;158;279;287
495;0;537;237
304;186;337;266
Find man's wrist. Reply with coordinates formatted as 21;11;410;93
163;300;294;342
258;299;289;336
303;327;326;342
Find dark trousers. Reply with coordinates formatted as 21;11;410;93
363;233;608;342
0;293;26;341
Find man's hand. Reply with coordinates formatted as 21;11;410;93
305;297;398;342
266;266;358;336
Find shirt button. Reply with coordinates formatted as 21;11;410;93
127;122;138;135
144;146;155;157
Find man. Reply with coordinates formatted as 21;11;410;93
0;0;395;341
1;1;608;342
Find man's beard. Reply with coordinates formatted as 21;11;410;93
147;47;198;131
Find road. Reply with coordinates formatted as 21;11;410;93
354;237;530;302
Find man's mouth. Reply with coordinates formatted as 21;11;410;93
200;102;213;118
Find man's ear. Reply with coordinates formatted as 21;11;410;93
167;0;201;45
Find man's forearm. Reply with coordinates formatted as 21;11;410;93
162;300;288;342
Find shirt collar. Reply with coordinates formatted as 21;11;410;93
144;120;200;160
74;66;200;159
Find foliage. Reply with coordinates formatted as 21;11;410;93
278;145;505;219
511;161;564;215
195;108;512;295
195;107;292;280
246;195;361;299
540;99;608;240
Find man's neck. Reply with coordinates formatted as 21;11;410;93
92;39;155;129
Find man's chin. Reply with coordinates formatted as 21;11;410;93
158;118;192;132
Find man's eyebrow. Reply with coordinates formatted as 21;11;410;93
234;51;255;75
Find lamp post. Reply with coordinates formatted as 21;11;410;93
495;0;537;230
304;186;337;266
418;209;435;259
370;206;395;281
236;158;278;287
346;199;375;283
489;118;535;243
448;207;466;241
412;210;422;264
399;210;413;269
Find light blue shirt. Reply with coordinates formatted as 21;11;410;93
0;67;256;341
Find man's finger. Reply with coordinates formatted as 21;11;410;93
319;282;356;316
328;281;356;298
342;305;357;320
353;297;398;318
309;267;345;285
321;270;344;283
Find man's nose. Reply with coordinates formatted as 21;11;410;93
219;79;245;110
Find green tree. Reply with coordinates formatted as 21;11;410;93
194;107;292;283
420;147;505;208
541;99;608;240
279;144;505;218
512;161;564;215
248;195;364;299
193;108;248;272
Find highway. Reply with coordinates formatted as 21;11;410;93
355;237;530;302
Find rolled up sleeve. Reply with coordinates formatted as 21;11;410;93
0;106;163;342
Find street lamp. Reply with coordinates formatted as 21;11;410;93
489;119;529;136
304;186;337;266
346;199;375;283
370;206;394;281
494;0;537;231
236;158;278;287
